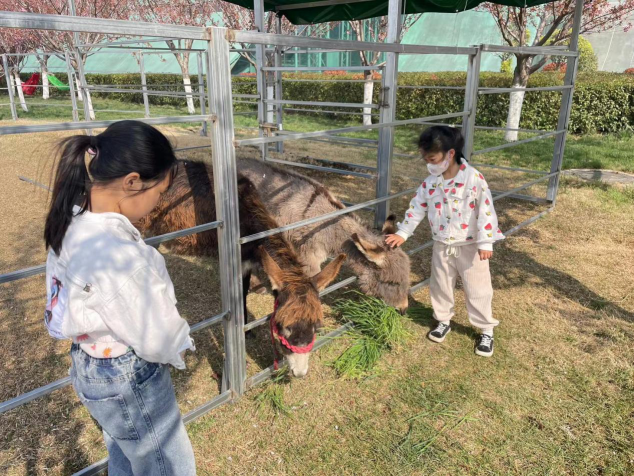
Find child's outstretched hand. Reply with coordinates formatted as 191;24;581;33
385;234;405;249
478;250;493;261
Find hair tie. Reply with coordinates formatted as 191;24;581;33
84;147;96;183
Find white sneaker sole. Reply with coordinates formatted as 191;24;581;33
475;348;493;357
427;327;450;343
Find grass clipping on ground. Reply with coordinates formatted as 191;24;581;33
332;292;410;379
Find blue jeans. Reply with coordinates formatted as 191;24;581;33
70;344;196;476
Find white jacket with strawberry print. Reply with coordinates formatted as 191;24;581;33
395;162;505;251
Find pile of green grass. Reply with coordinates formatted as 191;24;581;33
332;293;410;379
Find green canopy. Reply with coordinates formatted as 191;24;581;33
226;0;553;25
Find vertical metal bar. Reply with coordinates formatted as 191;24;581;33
254;0;267;159
548;0;583;203
197;51;208;136
64;50;79;122
207;28;247;398
139;51;150;118
274;14;284;154
462;47;482;162
2;54;18;120
374;0;402;228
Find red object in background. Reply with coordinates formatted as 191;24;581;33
22;73;41;96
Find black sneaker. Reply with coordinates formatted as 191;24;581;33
475;334;494;357
428;322;451;343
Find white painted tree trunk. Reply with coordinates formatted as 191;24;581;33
182;73;195;114
504;79;525;142
362;73;374;126
84;88;95;120
42;71;50;99
40;59;50;99
504;61;530;142
76;72;83;102
13;72;28;112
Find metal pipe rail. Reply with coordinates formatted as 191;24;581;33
481;44;578;57
262;65;383;72
471;130;566;156
398;85;466;90
281;107;381;117
0;310;228;416
240;186;417;245
264;99;380;109
232;30;478;56
0;219;222;286
84;87;202;98
236;111;467;147
478;85;574;95
392;152;550;176
0;115;214;137
263;158;376;179
281;78;382;84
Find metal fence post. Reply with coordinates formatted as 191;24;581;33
254;0;267;159
374;0;402;228
139;51;150;118
2;54;18;121
207;27;247;399
197;51;208;136
462;47;482;162
64;50;80;122
274;14;284;154
548;0;583;204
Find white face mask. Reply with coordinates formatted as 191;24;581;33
427;157;450;176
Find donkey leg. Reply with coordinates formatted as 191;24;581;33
243;270;255;339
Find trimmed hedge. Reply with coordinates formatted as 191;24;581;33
3;71;634;134
236;71;634;134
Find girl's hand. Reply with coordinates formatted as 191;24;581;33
478;249;493;261
385;234;405;248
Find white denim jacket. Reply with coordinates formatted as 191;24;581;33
396;162;505;251
44;209;194;369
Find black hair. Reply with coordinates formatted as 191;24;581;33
417;126;465;164
45;120;177;255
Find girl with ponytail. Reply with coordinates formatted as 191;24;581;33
385;125;505;358
44;120;195;475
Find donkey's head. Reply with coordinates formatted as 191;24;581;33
344;215;410;314
259;246;346;378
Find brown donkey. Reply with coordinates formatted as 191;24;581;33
138;160;345;377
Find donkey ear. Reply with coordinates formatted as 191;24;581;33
351;233;386;267
258;246;285;291
382;214;397;235
312;254;346;291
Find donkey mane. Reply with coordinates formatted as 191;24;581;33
235;177;323;328
139;160;322;329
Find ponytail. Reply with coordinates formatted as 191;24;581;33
418;125;466;164
45;135;94;255
44;120;177;255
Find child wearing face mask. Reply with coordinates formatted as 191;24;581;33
385;126;504;357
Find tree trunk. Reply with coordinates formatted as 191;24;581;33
76;71;83;102
13;72;28;112
84;88;95;120
177;58;195;115
362;71;374;126
504;57;530;142
39;56;50;99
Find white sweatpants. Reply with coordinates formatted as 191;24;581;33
429;241;499;331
